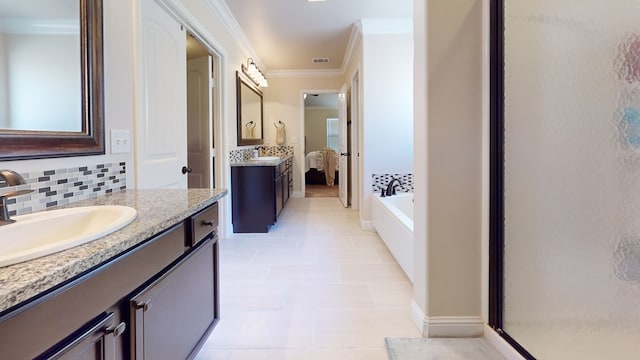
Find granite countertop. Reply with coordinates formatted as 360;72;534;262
0;188;227;314
231;155;292;167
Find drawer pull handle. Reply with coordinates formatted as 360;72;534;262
136;300;152;312
201;220;215;227
106;322;127;338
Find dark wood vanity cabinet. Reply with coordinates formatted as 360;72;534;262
129;236;217;359
40;312;121;360
231;158;292;233
0;202;220;360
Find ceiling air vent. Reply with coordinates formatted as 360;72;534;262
312;58;330;64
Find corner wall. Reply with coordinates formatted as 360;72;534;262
412;0;484;337
360;24;414;224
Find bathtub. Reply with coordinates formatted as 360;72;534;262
371;193;414;282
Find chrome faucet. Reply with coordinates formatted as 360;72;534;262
385;178;404;197
0;170;34;225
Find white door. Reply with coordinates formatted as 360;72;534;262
134;0;188;189
338;84;348;207
187;56;212;189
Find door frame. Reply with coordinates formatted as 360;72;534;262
299;88;340;199
350;71;361;211
152;0;230;236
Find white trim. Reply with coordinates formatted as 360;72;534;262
425;316;484;338
484;325;527;360
204;0;265;69
292;191;304;198
360;220;375;231
349;69;361;211
411;299;427;333
410;301;484;338
360;18;413;35
342;22;363;72
481;0;491;324
268;69;344;78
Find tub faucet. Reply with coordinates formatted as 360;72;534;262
385;178;404;197
0;170;34;225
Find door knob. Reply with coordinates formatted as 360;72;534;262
182;166;192;174
340;152;350;156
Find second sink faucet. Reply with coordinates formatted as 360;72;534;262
385;178;404;197
0;169;34;225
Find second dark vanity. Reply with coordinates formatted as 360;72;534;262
231;156;293;233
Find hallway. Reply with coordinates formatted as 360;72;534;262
196;197;420;359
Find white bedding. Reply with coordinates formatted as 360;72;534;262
305;150;339;172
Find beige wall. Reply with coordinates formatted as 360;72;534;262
413;0;484;335
263;76;345;196
304;108;338;153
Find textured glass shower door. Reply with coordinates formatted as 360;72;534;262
500;0;640;358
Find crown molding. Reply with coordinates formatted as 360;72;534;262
268;69;344;78
341;21;363;72
204;0;265;68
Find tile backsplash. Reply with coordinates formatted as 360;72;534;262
372;173;414;194
0;163;127;216
229;145;294;162
258;145;294;158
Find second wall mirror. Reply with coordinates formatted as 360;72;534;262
236;71;263;146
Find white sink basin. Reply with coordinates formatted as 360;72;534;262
254;156;280;161
0;206;137;267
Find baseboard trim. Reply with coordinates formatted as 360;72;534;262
410;300;484;338
292;191;304;198
360;220;375;231
484;325;527;360
410;300;426;333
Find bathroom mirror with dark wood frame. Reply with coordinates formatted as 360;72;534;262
236;71;264;146
0;0;104;160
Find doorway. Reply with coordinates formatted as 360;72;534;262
186;34;218;189
303;92;340;198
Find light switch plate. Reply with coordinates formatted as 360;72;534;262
291;136;298;144
111;130;131;154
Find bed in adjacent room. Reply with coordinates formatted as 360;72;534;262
305;149;339;185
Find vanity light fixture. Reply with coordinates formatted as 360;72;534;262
242;58;268;88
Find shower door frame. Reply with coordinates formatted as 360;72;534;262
488;0;535;358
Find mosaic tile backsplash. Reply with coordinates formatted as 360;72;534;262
372;174;414;194
0;163;127;216
229;145;294;162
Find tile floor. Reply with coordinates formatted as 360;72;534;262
194;197;421;359
385;338;506;360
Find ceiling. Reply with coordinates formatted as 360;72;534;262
304;93;338;108
221;0;412;73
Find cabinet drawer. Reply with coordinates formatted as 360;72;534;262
39;312;120;360
278;161;288;176
189;203;218;247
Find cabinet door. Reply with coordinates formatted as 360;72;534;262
39;312;124;360
275;174;284;217
129;238;217;359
